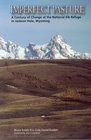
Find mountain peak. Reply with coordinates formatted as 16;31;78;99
52;35;64;42
0;36;5;42
50;35;64;46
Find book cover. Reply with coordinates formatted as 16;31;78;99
0;0;91;140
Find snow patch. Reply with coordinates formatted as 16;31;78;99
6;84;18;89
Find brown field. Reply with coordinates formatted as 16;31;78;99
0;59;91;140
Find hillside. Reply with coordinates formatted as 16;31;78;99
0;59;91;139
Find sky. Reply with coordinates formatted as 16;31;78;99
0;0;91;53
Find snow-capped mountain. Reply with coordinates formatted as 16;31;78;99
0;37;25;59
0;35;91;59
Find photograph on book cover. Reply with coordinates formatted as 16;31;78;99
0;0;91;140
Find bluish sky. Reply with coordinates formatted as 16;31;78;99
0;0;91;53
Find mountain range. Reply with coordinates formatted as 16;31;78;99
0;35;91;59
